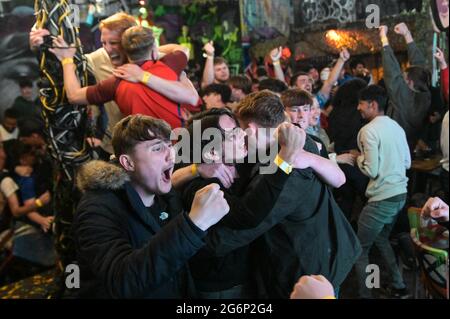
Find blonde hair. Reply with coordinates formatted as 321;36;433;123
99;12;137;35
121;26;155;62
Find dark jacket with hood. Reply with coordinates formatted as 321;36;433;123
72;160;205;298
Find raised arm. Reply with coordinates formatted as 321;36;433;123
319;49;350;103
49;36;89;104
435;47;449;102
201;41;216;89
379;26;411;110
394;23;426;66
270;47;287;83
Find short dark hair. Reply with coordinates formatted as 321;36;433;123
290;72;310;87
228;75;252;95
358;85;388;113
332;78;367;110
4;139;34;172
299;63;317;73
256;66;268;78
112;115;171;156
406;65;431;92
18;78;33;88
258;78;288;94
3;108;19;119
202;84;232;104
350;58;365;70
236;90;286;127
185;108;239;163
281;89;313;109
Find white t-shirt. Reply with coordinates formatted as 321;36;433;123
0;125;19;141
0;176;19;214
1;176;19;198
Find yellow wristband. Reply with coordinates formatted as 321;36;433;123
274;154;292;175
322;296;336;299
35;198;43;208
141;71;152;84
61;58;74;66
381;36;389;46
273;60;280;65
191;164;199;177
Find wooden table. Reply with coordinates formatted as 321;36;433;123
410;155;443;195
411;155;443;173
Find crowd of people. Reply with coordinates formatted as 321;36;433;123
0;11;448;299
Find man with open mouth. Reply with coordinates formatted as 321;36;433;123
72;114;230;298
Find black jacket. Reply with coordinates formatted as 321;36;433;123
72;161;205;298
204;140;362;298
182;163;289;292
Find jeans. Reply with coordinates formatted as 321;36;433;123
355;198;407;298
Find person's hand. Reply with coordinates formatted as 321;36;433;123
362;68;370;77
270;46;282;62
435;48;448;70
30;28;50;49
349;149;361;158
197;163;237;189
276;123;306;164
48;36;76;61
290;275;335;299
15;165;33;177
421;197;449;222
203;41;215;57
394;22;411;37
86;137;103;148
339;48;350;62
379;25;388;38
336;153;356;166
188;183;230;231
38;191;51;206
112;64;144;83
39;216;54;233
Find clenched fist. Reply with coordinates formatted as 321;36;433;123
379;25;388;38
339;48;350;62
394;22;410;37
276;123;306;164
290;275;335;299
203;41;215;57
188;183;229;231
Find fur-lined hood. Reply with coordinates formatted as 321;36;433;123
76;160;129;192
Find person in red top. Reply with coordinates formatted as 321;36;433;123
435;47;449;103
50;26;200;129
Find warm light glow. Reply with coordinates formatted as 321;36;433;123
325;29;360;50
326;30;341;42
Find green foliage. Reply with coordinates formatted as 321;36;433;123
180;0;243;65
